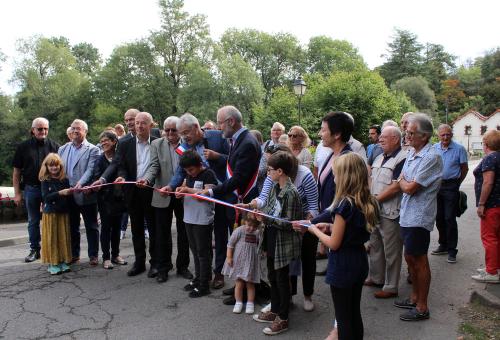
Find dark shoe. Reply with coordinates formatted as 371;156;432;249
111;256;128;265
447;254;457;263
374;290;398;299
212;273;224;289
89;257;99;266
431;246;447;255
25;249;40;263
223;286;235;296
252;311;277;323
127;264;146;277
223;295;236;305
394;298;417;309
177;268;194;280
189;287;210;298
315;269;327;276
156;272;168;283
364;279;384;288
400;307;430;321
71;257;80;265
147;267;159;278
184;281;199;291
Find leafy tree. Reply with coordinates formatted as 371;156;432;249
307;36;366;75
421;43;456;92
437;79;466;121
220;29;304;106
150;0;211;114
478;48;500;113
378;28;423;85
392;76;437;113
72;42;102;76
456;64;482;96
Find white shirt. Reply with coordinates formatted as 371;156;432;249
136;137;151;180
313;141;332;170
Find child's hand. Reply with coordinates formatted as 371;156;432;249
292;221;309;235
175;187;187;198
253;210;264;222
59;189;71;196
226;258;233;267
315;223;331;232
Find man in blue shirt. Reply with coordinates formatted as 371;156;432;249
396;114;443;322
432;124;468;263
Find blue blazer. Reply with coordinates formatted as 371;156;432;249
169;130;230;188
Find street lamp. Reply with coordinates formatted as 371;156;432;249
293;76;307;125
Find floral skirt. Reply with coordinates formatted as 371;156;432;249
41;213;72;265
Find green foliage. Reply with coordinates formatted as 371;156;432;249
421;43;456;92
72;42;101;76
392;76;437;112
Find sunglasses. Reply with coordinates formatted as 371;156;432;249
36;127;48;132
288;133;299;138
164;128;177;133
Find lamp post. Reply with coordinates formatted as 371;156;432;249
293;76;307;125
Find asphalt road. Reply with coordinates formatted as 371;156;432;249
0;160;489;339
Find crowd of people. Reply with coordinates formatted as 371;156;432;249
11;106;500;339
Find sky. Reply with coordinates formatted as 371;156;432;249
1;0;498;95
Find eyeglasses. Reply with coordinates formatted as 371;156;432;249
36;127;48;132
288;133;299;138
164;128;177;133
217;118;231;125
267;167;277;173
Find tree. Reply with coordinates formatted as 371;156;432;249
378;28;423;85
220;29;304;106
72;42;102;76
392;76;437;113
437;79;466;121
478;48;500;114
150;0;211;114
307;36;366;75
421;43;456;92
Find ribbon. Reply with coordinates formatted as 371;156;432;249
77;181;311;228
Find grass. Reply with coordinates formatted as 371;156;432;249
458;301;500;340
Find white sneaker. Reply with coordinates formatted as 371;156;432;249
471;271;500;283
477;268;486;273
120;230;126;240
303;297;315;312
233;302;243;314
261;303;271;313
245;303;254;314
144;230;150;239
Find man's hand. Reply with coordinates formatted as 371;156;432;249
13;193;22;206
114;177;125;183
477;205;485;218
159;185;173;197
136;179;148;188
292;220;311;234
90;179;104;191
203;149;220;160
175;186;188;199
199;188;210;197
74;183;82;190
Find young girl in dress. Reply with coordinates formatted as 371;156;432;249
222;213;261;315
295;153;378;340
39;153;73;275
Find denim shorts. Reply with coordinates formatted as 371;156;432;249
400;226;430;256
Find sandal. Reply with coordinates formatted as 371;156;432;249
103;260;114;270
111;256;128;265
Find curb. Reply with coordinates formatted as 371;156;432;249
0;227;87;248
470;288;500;310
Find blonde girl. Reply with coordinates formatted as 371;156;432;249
297;153;378;340
39;153;73;275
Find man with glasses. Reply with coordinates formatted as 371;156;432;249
13;117;60;262
137;116;192;283
431;124;468;263
263;122;286;151
167;113;230;289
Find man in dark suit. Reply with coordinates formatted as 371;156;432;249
202;105;262;289
98;112;158;277
166;113;231;289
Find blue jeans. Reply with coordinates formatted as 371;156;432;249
24;185;42;250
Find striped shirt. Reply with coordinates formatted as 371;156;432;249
257;165;319;218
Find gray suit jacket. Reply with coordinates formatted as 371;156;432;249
143;138;176;208
58;139;100;206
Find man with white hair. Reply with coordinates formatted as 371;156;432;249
12;117;60;262
167;112;230;290
138;116;192;283
58;119;100;265
365;126;406;299
263;122;286;150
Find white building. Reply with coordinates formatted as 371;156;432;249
452;109;500;154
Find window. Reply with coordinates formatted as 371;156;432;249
464;125;472;135
481;125;487;135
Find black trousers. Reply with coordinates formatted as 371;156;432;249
291;232;318;297
154;197;190;273
68;197;99;259
99;211;121;260
436;180;460;256
268;257;290;320
128;189;156;267
331;283;364;340
185;223;213;290
213;204;235;274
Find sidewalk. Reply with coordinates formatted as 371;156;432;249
0;221;30;247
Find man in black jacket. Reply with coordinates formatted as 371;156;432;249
101;112;158;277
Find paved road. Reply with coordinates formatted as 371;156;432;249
0;160;490;339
